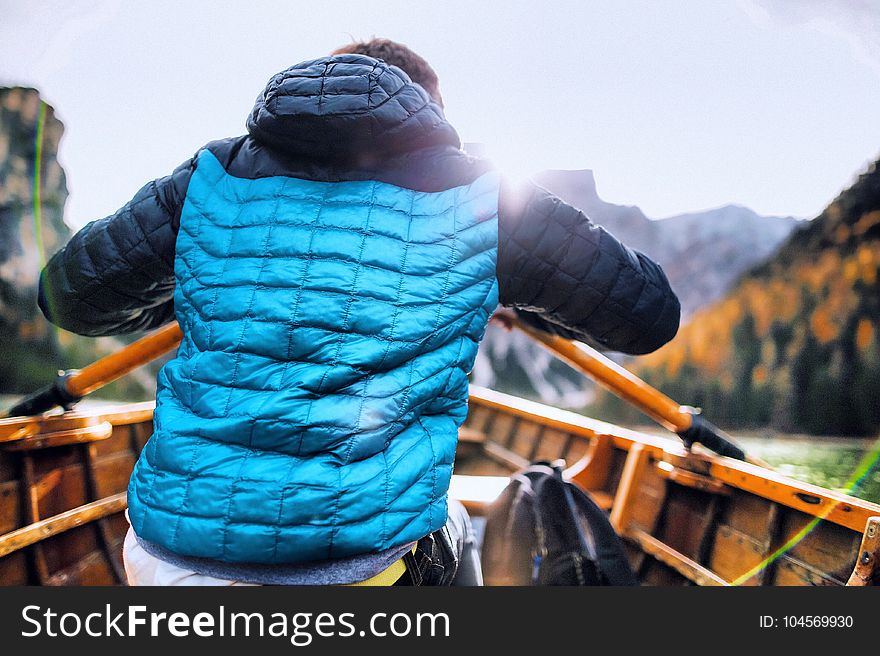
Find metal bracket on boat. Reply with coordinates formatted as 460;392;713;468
677;408;747;462
847;516;880;586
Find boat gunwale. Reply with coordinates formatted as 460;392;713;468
467;385;880;533
0;401;155;442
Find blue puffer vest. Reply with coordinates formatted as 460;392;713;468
127;55;501;564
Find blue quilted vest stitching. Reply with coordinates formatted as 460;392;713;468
127;150;500;564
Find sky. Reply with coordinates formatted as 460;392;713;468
1;0;879;228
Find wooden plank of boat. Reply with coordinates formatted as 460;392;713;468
0;402;154;443
627;527;729;586
1;421;113;451
0;405;150;584
706;458;873;534
0;492;127;559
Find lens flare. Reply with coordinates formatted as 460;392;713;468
32;99;60;342
731;435;880;586
32;100;47;267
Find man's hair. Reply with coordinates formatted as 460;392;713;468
332;38;443;106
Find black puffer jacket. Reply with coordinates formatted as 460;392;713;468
39;55;679;356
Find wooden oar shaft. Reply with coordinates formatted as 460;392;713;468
511;317;692;433
509;316;768;465
66;323;183;397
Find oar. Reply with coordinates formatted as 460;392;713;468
4;313;765;466
1;323;183;419
499;312;767;466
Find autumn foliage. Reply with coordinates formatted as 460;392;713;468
595;157;880;436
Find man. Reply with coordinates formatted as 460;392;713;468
38;39;680;585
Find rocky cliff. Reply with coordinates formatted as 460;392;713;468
0;87;70;391
0;88;154;401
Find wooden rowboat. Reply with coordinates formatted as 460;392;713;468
0;401;152;585
1;322;878;586
457;387;880;586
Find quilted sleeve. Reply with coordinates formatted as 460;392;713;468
497;180;680;355
37;156;196;336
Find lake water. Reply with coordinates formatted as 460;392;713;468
737;435;880;504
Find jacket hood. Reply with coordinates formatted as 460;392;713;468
247;54;460;163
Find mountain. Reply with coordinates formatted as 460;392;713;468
532;170;799;319
620;157;880;435
647;205;798;320
471;164;799;406
0;88;154;401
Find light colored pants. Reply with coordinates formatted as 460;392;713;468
123;523;256;586
123;499;482;586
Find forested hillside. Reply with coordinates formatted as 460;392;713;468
605;158;880;435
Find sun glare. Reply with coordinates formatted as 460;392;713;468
480;142;543;186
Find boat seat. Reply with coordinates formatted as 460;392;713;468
449;474;614;515
449;475;510;514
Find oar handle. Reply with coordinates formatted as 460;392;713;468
504;313;750;462
3;323;183;418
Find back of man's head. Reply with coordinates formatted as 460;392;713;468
332;38;443;107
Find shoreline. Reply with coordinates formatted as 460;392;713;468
626;424;879;448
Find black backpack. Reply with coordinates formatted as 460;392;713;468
481;461;638;586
